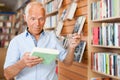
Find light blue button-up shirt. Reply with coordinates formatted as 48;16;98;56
4;30;67;80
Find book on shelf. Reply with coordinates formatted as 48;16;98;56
72;16;86;34
0;22;3;27
55;21;63;36
64;2;77;20
92;27;99;45
30;47;59;64
74;40;86;63
60;9;67;21
58;0;63;9
91;52;120;76
62;16;86;49
92;23;120;46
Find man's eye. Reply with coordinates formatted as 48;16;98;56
31;18;35;20
39;18;44;21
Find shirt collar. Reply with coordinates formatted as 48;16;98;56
24;28;45;37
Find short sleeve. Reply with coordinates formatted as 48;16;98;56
4;38;20;69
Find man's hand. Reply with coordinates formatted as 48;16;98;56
21;52;43;67
67;33;81;49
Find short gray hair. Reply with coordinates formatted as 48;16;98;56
24;1;45;18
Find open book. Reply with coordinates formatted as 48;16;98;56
30;47;59;64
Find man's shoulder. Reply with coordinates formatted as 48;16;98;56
11;32;25;41
44;31;56;37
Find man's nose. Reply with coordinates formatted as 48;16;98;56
35;19;40;25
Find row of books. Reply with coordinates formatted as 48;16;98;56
0;21;12;28
0;15;13;21
92;23;120;47
0;27;11;34
57;15;87;63
45;0;59;14
55;2;77;36
91;52;120;77
44;0;63;9
0;34;10;40
0;40;9;48
62;16;86;47
55;16;86;36
44;14;58;29
91;0;120;20
58;36;86;63
60;2;77;21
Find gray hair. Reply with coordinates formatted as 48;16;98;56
24;1;45;18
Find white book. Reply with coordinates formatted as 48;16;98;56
6;22;12;28
55;21;63;36
58;0;63;9
114;23;119;47
30;47;59;64
65;2;77;20
73;16;86;34
0;22;3;27
117;55;120;77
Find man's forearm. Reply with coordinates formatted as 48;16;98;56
4;60;26;80
63;47;75;65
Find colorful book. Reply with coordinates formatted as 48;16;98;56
30;47;59;64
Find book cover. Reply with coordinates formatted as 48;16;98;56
55;21;63;36
92;27;99;45
72;16;86;34
65;2;77;20
58;0;63;9
30;47;59;64
74;41;86;63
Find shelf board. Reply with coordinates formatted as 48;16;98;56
92;70;120;79
92;45;120;49
92;16;120;22
46;10;58;17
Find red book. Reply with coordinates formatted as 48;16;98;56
93;27;99;45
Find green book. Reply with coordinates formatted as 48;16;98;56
30;47;59;64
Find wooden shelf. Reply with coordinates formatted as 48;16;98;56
92;45;120;49
92;16;120;22
88;0;120;80
92;70;120;79
46;10;58;17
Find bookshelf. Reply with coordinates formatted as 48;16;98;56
14;9;26;35
44;0;59;31
88;0;120;80
0;14;15;48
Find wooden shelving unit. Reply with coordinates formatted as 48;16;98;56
88;0;120;80
44;0;59;31
0;14;15;48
